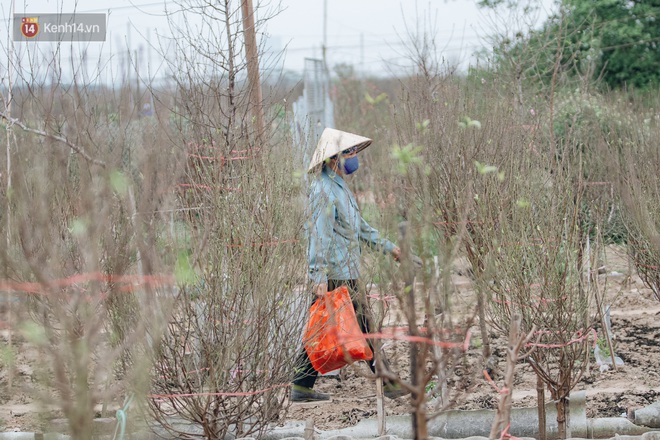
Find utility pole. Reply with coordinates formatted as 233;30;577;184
135;48;140;111
147;28;154;114
360;32;364;78
240;0;265;144
126;22;131;86
5;0;16;392
322;0;328;68
147;28;153;86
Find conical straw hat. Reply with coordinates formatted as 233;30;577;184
307;128;373;173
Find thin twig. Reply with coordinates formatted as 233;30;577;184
0;111;106;168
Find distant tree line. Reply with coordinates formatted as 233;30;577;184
480;0;660;90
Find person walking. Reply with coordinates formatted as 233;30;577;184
291;128;408;402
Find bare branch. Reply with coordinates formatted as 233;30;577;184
0;111;106;168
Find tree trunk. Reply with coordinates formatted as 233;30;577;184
537;373;547;440
413;401;428;440
489;317;519;440
556;352;572;440
476;287;491;359
400;221;428;440
555;395;570;440
408;259;427;439
464;244;491;359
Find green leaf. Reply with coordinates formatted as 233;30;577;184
0;345;16;369
391;143;424;175
20;321;47;345
69;218;88;237
416;119;431;131
459;116;481;129
516;199;530;208
475;161;498;175
175;251;197;285
365;92;388;105
110;170;128;195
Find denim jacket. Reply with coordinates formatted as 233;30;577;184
307;166;396;284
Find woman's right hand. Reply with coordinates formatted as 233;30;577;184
312;283;328;298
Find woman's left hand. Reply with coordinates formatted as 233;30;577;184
392;247;422;268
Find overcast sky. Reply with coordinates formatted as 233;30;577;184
1;0;556;83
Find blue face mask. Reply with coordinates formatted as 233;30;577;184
342;156;359;175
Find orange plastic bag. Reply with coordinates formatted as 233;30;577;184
303;285;373;374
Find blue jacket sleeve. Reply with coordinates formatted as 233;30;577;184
307;182;334;285
358;215;396;255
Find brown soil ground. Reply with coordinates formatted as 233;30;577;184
1;245;659;434
284;245;660;430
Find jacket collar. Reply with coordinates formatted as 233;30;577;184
322;166;348;189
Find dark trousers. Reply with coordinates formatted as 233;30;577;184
293;279;382;389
